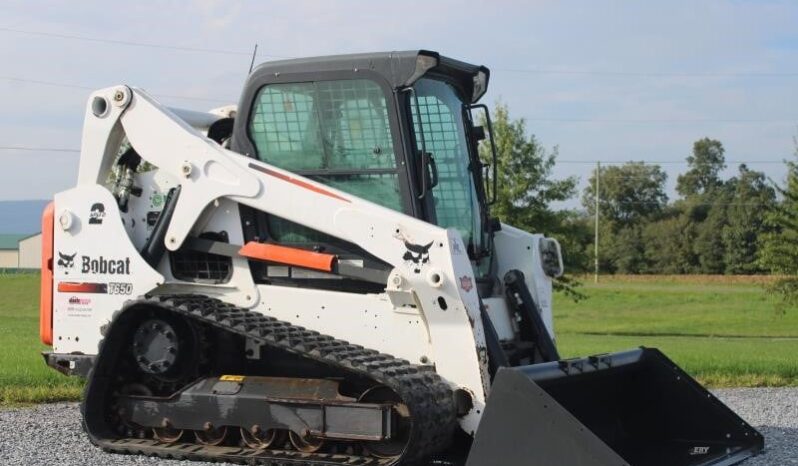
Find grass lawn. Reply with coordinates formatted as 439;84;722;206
0;274;83;406
555;277;798;387
0;274;795;406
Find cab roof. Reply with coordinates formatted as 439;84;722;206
249;50;490;103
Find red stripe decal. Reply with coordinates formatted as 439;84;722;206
248;163;350;203
57;282;108;293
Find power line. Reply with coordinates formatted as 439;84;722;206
3;27;797;125
6;72;790;121
495;67;798;78
0;146;79;152
0;76;91;90
609;201;774;206
527;117;797;124
12;74;794;124
5;26;797;80
0;144;790;169
0;27;292;59
557;160;787;165
0;76;231;104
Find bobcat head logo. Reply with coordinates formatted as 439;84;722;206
403;241;433;274
57;252;76;274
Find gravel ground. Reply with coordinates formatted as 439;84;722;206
0;388;795;465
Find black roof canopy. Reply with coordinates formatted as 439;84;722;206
247;50;490;103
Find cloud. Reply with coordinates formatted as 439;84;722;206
192;0;242;31
0;0;795;203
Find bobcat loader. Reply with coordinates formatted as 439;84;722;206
40;50;763;465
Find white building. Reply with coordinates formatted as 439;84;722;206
0;233;42;269
0;234;22;268
18;233;42;269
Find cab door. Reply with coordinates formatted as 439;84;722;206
235;77;416;287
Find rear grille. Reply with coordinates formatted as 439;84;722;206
170;232;232;283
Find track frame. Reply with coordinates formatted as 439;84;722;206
81;294;457;465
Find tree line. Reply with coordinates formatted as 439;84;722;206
481;103;798;298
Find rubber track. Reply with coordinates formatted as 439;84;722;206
82;294;458;466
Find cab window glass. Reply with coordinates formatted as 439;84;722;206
249;80;402;244
410;79;482;249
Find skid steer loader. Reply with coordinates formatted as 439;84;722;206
39;50;763;465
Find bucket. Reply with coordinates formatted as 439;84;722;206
466;348;763;466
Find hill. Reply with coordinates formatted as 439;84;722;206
0;200;49;235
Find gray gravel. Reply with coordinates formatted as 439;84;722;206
0;388;795;465
713;388;798;466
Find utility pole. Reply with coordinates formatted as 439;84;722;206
594;161;600;283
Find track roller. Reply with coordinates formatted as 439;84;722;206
195;424;228;446
289;431;325;453
240;426;286;449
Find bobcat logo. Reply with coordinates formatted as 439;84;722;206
403;241;433;274
57;252;76;274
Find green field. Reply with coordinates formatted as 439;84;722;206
0;274;83;406
0;274;796;406
555;277;798;387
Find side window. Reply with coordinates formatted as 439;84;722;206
410;79;481;248
249;79;402;245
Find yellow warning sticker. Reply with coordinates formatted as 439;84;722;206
220;375;245;382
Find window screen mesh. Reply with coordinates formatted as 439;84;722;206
249;80;395;171
411;79;480;246
248;79;402;245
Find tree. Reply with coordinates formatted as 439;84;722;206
723;165;775;273
580;162;667;274
669;138;777;274
693;192;729;274
644;213;699;273
758;147;798;308
606;225;648;273
479;103;584;296
483;103;577;234
582;162;668;226
676;138;726;197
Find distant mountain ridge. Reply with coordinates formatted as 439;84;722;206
0;200;49;235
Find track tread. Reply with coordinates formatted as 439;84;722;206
81;294;457;466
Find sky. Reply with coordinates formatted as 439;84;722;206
0;0;796;209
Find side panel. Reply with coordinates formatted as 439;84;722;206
492;223;556;338
254;284;433;366
481;297;514;341
52;186;163;354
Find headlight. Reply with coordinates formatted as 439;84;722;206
539;237;563;278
